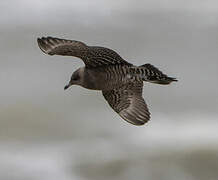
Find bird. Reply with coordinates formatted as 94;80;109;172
37;36;177;126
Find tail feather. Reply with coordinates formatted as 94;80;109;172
138;63;177;85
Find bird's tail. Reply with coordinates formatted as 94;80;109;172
131;63;177;85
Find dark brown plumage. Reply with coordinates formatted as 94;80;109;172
37;36;177;126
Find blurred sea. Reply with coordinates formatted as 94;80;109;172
0;0;218;179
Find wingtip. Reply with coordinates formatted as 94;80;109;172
37;37;41;43
37;37;43;46
37;36;50;55
37;37;45;53
119;110;150;126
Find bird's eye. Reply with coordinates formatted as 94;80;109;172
72;75;79;81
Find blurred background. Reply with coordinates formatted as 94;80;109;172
1;0;218;179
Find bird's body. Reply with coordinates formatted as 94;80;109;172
37;36;177;126
82;65;131;90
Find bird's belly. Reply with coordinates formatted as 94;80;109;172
95;73;129;90
83;70;127;90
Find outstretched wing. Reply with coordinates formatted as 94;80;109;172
102;82;150;126
37;36;130;68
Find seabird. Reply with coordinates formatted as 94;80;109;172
37;36;177;126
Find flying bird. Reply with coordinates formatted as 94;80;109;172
37;36;177;126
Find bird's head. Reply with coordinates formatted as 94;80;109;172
64;68;84;90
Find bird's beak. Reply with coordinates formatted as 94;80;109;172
64;83;70;90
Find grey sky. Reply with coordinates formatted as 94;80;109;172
0;1;218;179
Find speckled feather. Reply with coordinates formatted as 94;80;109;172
37;37;131;68
102;82;150;125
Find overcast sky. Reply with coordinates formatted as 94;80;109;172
1;0;218;26
1;1;218;180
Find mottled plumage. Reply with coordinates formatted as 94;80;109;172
37;36;177;126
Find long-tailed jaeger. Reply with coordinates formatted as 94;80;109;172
37;36;177;126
